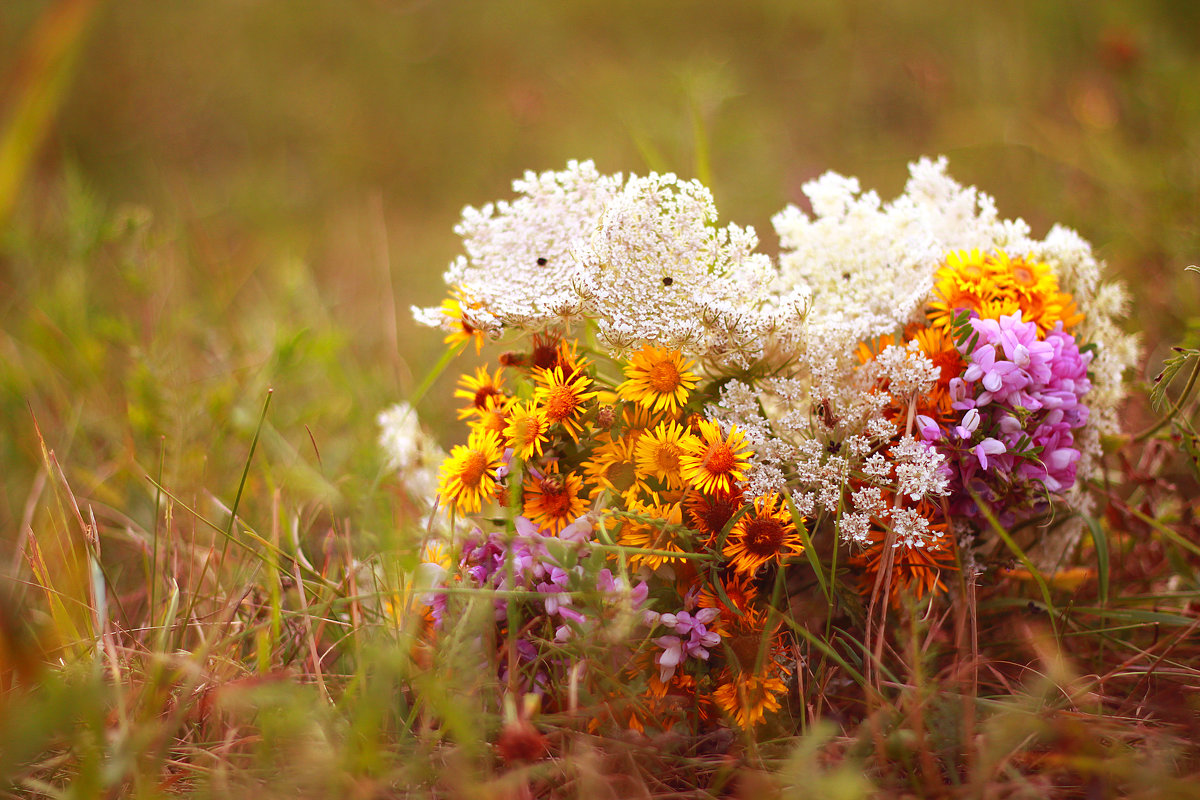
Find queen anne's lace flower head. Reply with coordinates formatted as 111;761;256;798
572;172;779;361
412;160;624;335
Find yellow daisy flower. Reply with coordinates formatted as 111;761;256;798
722;494;804;576
713;669;788;729
612;497;689;570
532;366;598;443
926;249;1000;332
522;462;585;534
438;292;488;353
993;250;1057;303
634;420;696;490
680;420;752;495
468;401;510;439
616;345;699;415
503;400;550;461
437;428;505;515
927;249;1085;336
582;436;648;500
453;366;507;420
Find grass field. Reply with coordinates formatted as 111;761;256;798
2;1;1200;797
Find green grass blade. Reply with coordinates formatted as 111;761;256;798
1081;514;1110;607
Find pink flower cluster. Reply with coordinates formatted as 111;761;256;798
917;312;1093;524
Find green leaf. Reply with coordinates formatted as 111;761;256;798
1150;348;1199;413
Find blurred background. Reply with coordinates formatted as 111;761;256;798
2;0;1198;550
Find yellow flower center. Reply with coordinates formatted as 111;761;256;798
651;441;682;472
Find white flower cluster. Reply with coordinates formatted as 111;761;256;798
873;341;941;400
413;160;623;335
377;403;445;505
708;376;949;549
413;161;801;364
573;172;780;360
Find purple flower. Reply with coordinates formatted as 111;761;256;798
972;437;1006;470
652;605;722;682
932;312;1093;523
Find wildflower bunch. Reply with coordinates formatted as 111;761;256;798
422;333;801;731
396;157;1136;736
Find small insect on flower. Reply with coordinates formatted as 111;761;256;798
437;428;506;515
680;420;753;495
617;345;699;416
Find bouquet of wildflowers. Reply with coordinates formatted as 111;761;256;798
385;158;1137;733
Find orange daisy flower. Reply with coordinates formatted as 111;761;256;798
454;366;507;420
684;489;745;546
713;667;788;729
722;494;805;576
850;521;956;607
697;572;759;630
522;462;586;534
711;605;791;728
910;325;964;417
